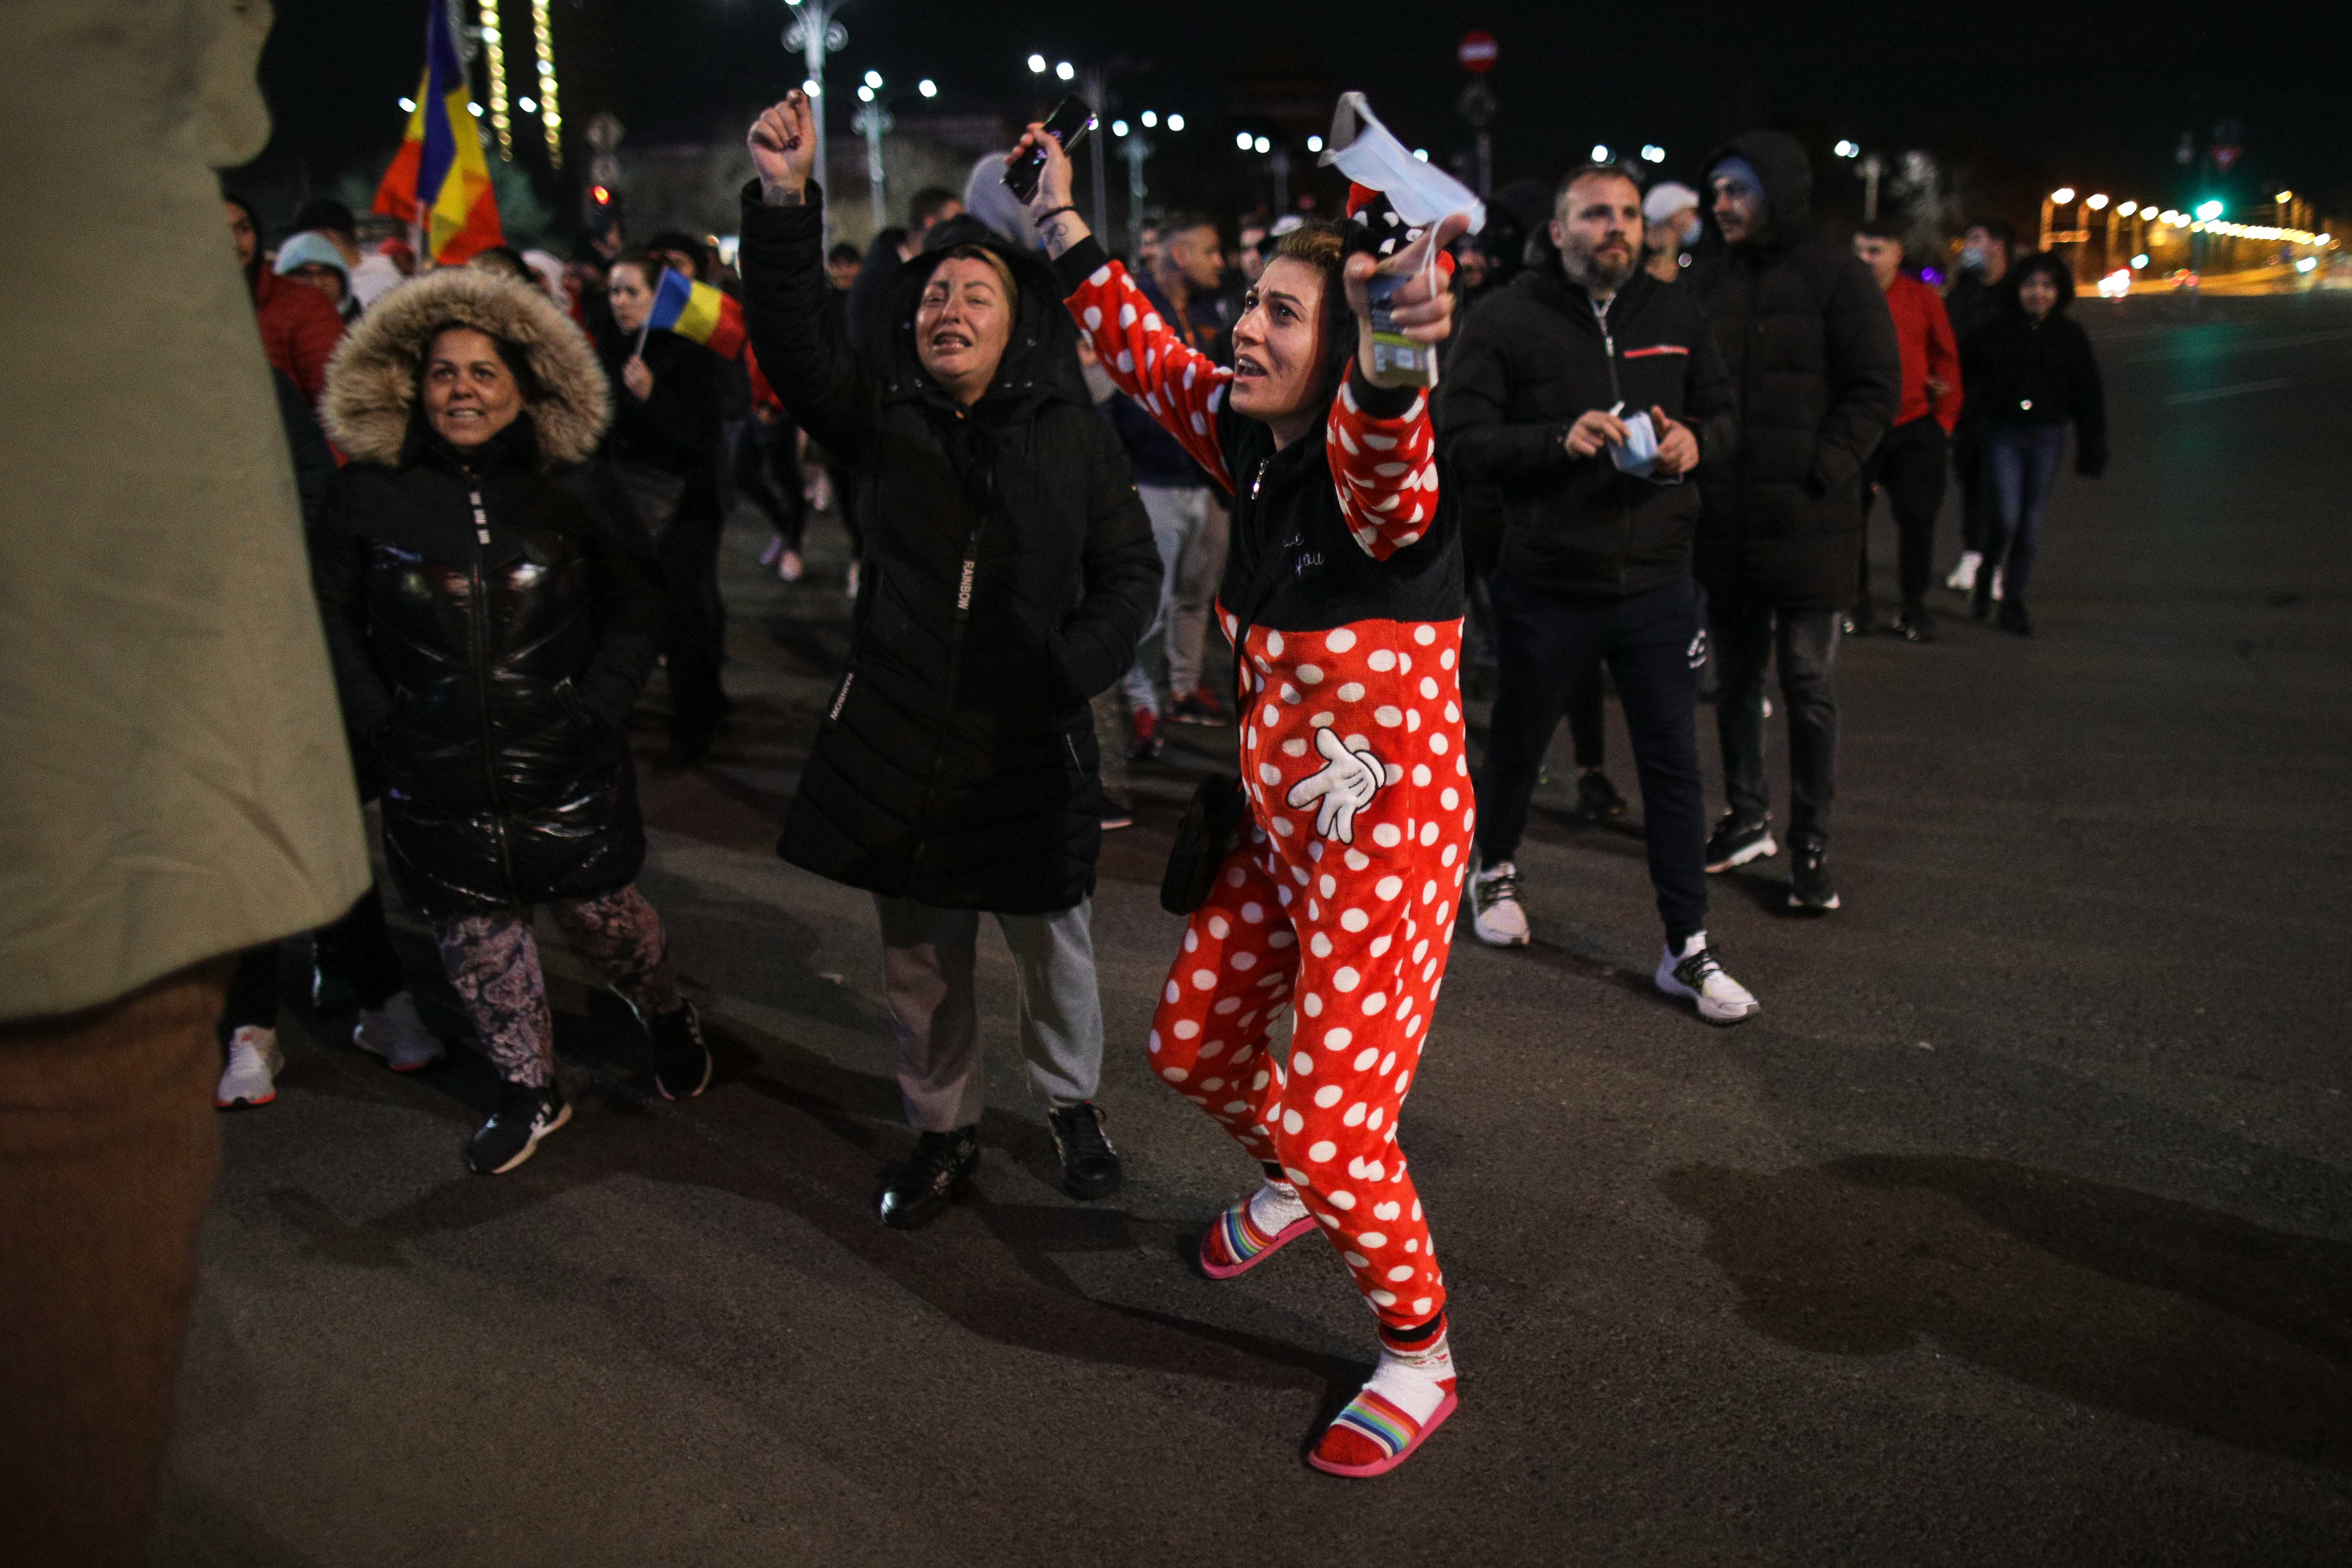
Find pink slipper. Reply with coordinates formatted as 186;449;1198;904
1197;1195;1317;1280
1309;1385;1458;1478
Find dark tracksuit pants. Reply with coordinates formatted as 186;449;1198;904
1475;574;1709;948
220;885;408;1035
1858;415;1949;615
1710;594;1839;852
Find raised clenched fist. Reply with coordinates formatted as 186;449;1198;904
748;91;817;203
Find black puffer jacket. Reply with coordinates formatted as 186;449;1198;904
1441;258;1738;599
316;269;663;920
1688;130;1902;609
739;186;1160;914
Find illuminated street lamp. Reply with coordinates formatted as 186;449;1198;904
852;69;941;236
2040;186;2077;250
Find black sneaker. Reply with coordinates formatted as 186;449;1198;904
1570;769;1628;822
647;1001;712;1100
1842;606;1876;638
1046;1102;1123;1200
1892;606;1936;643
1998;598;2033;637
468;1080;571;1175
1787;844;1841;913
310;959;358;1014
877;1126;980;1229
1705;812;1779;874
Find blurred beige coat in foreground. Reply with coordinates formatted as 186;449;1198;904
0;0;368;1018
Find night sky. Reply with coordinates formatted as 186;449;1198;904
244;0;2347;233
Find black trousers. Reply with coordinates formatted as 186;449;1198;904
1858;415;1948;614
1475;574;1709;946
662;498;728;738
1953;421;1987;554
1711;593;1839;851
220;885;407;1032
735;415;806;550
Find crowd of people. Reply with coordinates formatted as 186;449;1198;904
8;52;2121;1542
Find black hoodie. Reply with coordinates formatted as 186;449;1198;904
737;184;1160;915
1687;130;1902;610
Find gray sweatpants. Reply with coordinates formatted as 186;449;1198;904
874;895;1105;1133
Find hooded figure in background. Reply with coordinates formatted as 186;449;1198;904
736;113;1160;1227
1686;129;1899;915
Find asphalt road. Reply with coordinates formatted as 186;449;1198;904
159;290;2352;1566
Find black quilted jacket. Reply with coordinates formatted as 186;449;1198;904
739;185;1160;914
1688;130;1902;610
313;420;663;919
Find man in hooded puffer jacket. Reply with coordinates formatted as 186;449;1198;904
1687;131;1900;914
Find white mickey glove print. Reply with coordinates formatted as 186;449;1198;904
1285;727;1385;844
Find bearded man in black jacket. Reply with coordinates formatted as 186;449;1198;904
1688;131;1900;914
1443;164;1760;1024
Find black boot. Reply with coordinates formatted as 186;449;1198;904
877;1126;980;1229
1046;1102;1122;1199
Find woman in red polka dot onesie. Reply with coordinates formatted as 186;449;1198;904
1016;122;1473;1477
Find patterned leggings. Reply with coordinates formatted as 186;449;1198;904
435;886;681;1088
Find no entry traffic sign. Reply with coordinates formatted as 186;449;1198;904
1458;30;1497;73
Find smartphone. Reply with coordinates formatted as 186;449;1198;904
1365;274;1439;387
1004;96;1095;202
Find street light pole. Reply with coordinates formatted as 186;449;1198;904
1269;145;1291;214
1858;153;1884;222
855;101;892;235
783;0;851;246
1078;65;1111;241
1119;131;1151;260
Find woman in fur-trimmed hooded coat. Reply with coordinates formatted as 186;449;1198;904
315;267;660;918
313;268;709;1168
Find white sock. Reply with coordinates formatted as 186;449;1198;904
1365;1327;1456;1424
1247;1178;1308;1235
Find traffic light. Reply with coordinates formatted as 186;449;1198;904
586;181;617;240
2195;199;2224;222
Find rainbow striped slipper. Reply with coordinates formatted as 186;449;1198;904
1308;1383;1458;1478
1197;1194;1317;1280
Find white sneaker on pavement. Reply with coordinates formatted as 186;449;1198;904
1655;932;1761;1025
1990;565;2005;602
1945;550;1982;593
216;1025;284;1108
354;992;445;1072
1469;860;1531;947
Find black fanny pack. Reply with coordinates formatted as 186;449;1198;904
1160;773;1248;914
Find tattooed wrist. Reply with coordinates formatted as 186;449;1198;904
761;181;806;207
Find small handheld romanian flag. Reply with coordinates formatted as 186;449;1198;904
647;269;747;358
371;1;502;264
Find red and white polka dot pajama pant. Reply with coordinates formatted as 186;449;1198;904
1149;615;1473;1330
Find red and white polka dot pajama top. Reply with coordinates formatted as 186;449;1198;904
1063;255;1470;1330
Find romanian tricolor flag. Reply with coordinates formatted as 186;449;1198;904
647;269;747;358
372;2;502;265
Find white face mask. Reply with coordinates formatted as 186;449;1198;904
1318;92;1486;235
1680;216;1703;248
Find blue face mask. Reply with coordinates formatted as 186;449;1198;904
1959;243;1989;273
1679;216;1703;249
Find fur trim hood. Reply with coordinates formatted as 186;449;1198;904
322;268;610;467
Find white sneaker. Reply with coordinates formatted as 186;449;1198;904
216;1025;284;1108
353;992;444;1072
1469;860;1531;947
1655;933;1760;1024
1990;565;2005;602
1945;550;1982;593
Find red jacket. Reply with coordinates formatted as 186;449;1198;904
252;268;345;405
1884;272;1962;432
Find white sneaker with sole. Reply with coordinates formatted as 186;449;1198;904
354;992;445;1072
1469;860;1531;947
1945;550;1982;593
1655;933;1761;1024
216;1025;284;1108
